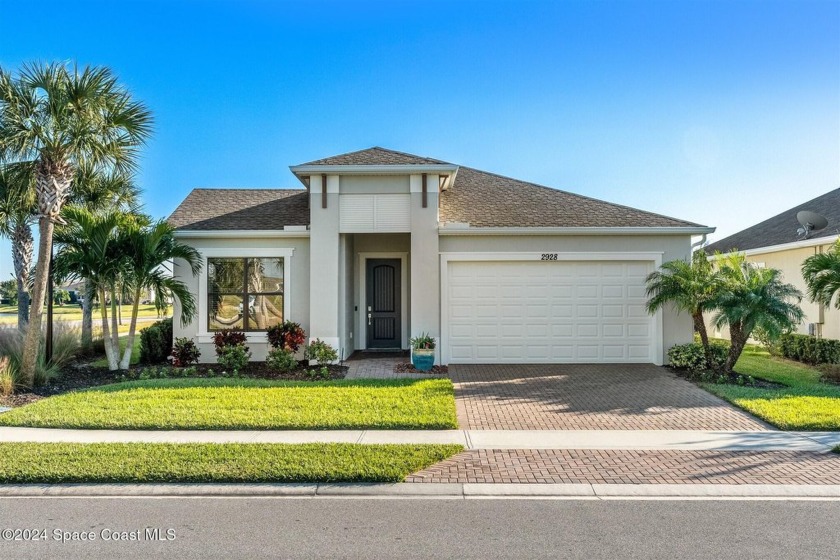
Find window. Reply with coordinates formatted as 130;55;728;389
207;257;284;331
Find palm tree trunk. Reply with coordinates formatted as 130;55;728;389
99;285;119;371
120;286;142;370
724;321;748;374
20;217;55;386
81;280;94;350
11;220;33;331
692;311;714;370
22;160;74;385
109;285;120;370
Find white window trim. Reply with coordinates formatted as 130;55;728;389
357;252;409;350
197;247;294;344
439;252;664;366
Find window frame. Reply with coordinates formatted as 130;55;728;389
197;248;294;343
207;257;285;332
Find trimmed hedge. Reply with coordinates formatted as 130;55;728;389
139;318;173;364
668;341;729;372
779;333;840;365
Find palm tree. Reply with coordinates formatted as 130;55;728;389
53;208;126;370
116;220;201;370
802;240;840;311
0;162;35;329
58;166;140;350
646;251;721;369
0;62;152;385
712;255;803;373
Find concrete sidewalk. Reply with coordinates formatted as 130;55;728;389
1;427;839;451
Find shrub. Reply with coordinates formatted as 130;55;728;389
779;333;840;365
752;326;783;356
304;338;338;365
139;318;173;364
217;344;251;373
668;342;729;373
170;337;201;367
818;363;840;384
266;348;298;373
121;365;200;381
212;330;248;355
305;366;331;379
0;322;77;389
266;321;306;352
0;357;14;397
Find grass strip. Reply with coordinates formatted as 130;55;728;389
0;378;458;430
0;442;463;484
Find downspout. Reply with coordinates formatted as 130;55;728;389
691;234;708;253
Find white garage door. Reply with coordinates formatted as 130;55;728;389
446;260;656;363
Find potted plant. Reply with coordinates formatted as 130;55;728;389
410;333;436;372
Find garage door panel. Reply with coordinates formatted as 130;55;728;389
447;260;655;364
603;345;626;359
577;285;599;298
577;305;599;318
602;285;625;298
602;305;625;318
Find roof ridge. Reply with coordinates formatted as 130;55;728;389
367;146;450;164
458;165;704;228
705;186;840;253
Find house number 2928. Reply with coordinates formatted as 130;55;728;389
540;253;558;261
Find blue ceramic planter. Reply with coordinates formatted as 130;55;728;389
411;349;435;372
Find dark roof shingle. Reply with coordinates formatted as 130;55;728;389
440;166;702;228
168;188;308;230
704;188;840;254
169;147;707;231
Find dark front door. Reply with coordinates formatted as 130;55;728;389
366;259;401;348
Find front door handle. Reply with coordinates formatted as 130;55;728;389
368;313;372;326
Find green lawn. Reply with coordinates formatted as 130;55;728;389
0;378;458;430
90;334;142;368
0;304;168;324
0;442;463;483
703;346;840;430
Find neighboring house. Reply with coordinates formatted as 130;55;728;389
704;188;840;340
168;147;712;365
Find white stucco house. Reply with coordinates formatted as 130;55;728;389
168;147;714;366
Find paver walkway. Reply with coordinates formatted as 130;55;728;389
450;364;769;431
406;449;840;485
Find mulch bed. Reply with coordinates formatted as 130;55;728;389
0;360;349;408
183;362;348;381
671;368;785;389
393;362;449;375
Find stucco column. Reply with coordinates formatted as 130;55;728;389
409;174;441;363
308;174;341;352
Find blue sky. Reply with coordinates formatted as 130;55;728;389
1;0;838;276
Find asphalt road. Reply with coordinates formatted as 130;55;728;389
0;497;837;559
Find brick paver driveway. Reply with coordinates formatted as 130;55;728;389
450;363;769;431
407;449;840;484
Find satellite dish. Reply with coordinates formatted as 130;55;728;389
796;210;829;239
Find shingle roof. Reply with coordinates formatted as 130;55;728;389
439;166;702;228
169;147;706;231
168;188;308;230
299;146;447;166
704;188;840;254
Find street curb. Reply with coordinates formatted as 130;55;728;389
2;482;840;499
